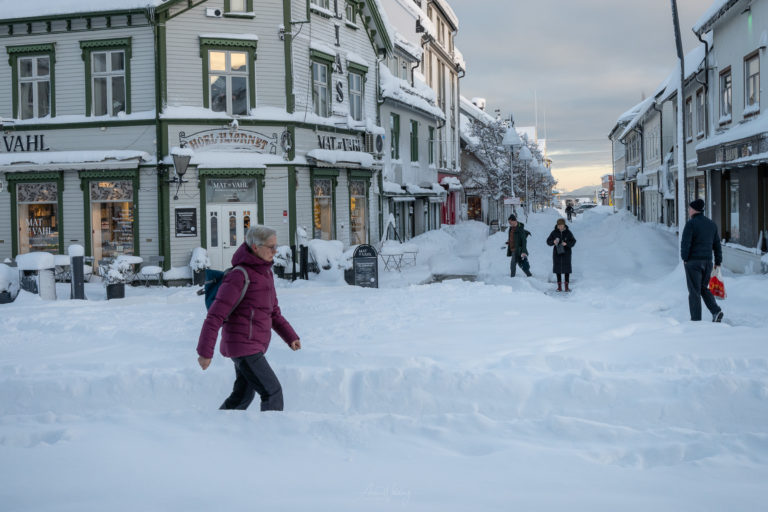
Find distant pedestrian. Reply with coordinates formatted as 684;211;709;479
565;204;574;221
546;218;577;292
680;199;724;322
506;214;532;277
197;225;302;410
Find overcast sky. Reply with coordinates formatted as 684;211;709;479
451;0;714;192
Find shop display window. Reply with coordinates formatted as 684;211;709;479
313;178;334;240
17;182;59;253
90;180;134;261
349;180;367;245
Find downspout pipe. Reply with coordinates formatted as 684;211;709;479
652;102;665;222
695;31;710;137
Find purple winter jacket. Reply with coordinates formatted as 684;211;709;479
197;243;299;359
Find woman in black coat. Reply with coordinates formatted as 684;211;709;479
546;218;577;292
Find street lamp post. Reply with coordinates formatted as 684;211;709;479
518;145;532;219
502;117;523;218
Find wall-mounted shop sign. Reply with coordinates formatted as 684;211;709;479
206;178;257;203
179;128;279;154
317;134;362;152
2;134;50;152
175;208;197;237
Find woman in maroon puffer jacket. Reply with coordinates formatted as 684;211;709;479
197;226;301;411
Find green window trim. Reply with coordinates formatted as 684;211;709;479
410;120;419;162
311;58;332;118
199;37;258;112
197;168;265;248
348;70;364;122
311;168;338;240
6;43;56;120
224;0;254;13
347;61;368;74
310;49;335;65
428;126;435;164
80;37;132;117
390;113;400;160
78;169;140;258
6;171;64;257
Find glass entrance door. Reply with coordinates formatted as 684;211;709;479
206;204;254;270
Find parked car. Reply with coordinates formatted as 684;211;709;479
574;203;598;214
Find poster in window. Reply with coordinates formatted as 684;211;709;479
175;208;197;237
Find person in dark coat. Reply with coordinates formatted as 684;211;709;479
565;204;574;221
505;214;532;277
681;198;724;322
546;218;576;292
197;225;301;411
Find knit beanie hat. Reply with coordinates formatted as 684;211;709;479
689;198;704;212
556;218;566;226
508;214;517;221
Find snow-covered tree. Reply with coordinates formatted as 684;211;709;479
462;119;556;203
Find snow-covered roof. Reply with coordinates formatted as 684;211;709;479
379;64;444;120
0;0;166;20
440;176;462;190
618;97;655;141
658;36;711;102
431;0;459;30
459;96;495;125
394;32;422;61
693;0;740;34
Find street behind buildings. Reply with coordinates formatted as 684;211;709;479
1;208;767;510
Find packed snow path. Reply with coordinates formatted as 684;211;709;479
1;208;767;511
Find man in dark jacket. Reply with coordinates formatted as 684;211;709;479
506;214;532;277
197;225;301;410
681;198;724;322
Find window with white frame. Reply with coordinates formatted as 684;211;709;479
345;1;355;21
92;50;126;116
696;89;705;136
312;61;330;117
209;50;249;115
685;97;693;140
348;72;363;121
720;68;732;121
745;53;760;113
18;55;51;119
311;0;330;8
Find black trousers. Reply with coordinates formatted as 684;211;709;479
684;259;721;321
220;352;284;411
510;253;532;277
556;272;569;283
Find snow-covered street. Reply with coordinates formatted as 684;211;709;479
1;208;767;511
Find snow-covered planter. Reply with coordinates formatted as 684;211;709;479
272;245;292;278
307;239;344;271
0;263;20;304
190;247;210;285
102;257;133;299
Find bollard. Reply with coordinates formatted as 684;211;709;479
70;255;85;300
37;267;56;300
299;245;309;280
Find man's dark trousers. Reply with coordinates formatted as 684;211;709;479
220;352;284;411
684;259;721;321
510;254;532;277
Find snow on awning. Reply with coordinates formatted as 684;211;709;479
306;149;377;169
440;176;462;191
0;150;151;172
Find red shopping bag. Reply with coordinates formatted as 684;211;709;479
708;267;726;299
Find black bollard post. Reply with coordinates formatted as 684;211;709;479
300;245;309;280
70;255;85;300
291;244;297;282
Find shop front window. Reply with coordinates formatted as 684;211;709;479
17;182;59;254
467;196;482;221
90;180;134;261
313;178;334;240
349;180;367;245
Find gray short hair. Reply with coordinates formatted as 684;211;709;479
246;225;276;247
